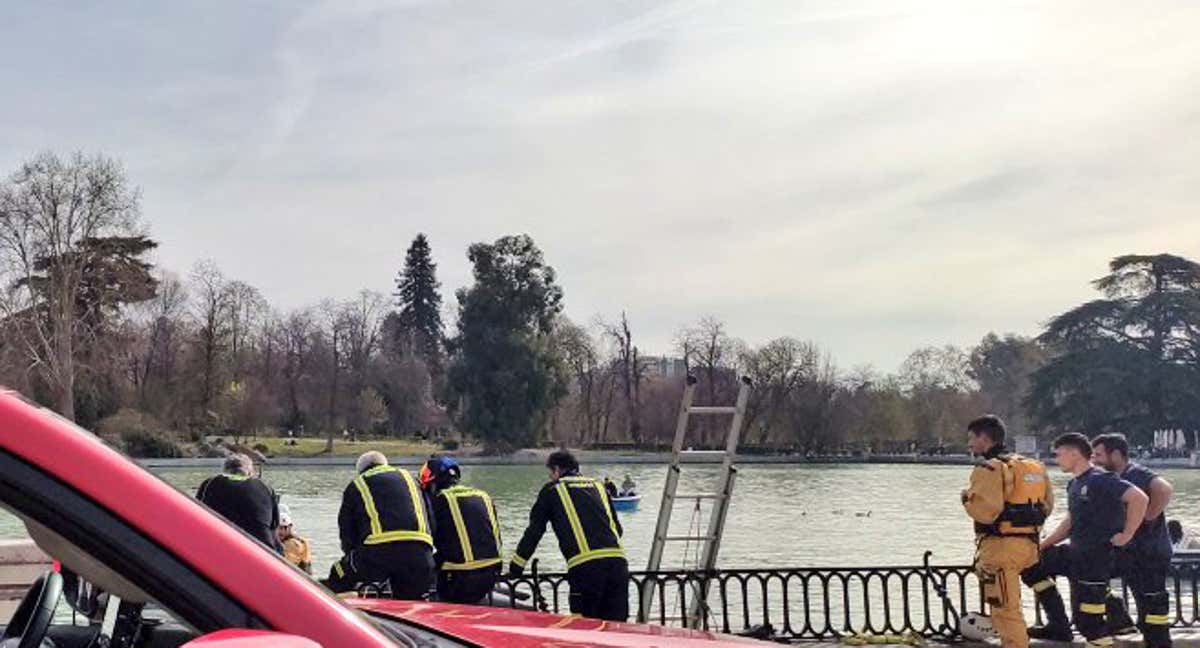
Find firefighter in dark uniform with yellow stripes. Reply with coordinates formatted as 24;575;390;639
326;451;436;600
419;455;503;604
1022;434;1149;647
508;449;629;621
1092;434;1175;648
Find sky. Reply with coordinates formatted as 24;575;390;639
2;0;1199;371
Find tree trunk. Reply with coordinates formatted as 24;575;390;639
54;288;76;421
57;373;75;422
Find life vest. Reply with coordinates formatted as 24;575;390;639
984;454;1050;536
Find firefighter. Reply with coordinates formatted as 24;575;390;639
326;451;436;599
961;415;1052;648
277;503;313;574
508;449;629;621
1022;433;1149;647
196;453;283;553
1092;433;1174;648
419;455;503;604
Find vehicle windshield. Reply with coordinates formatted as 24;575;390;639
0;500;199;647
364;611;467;648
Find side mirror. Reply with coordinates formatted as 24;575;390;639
183;629;321;647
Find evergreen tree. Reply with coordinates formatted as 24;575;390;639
394;233;444;362
1028;254;1200;442
445;234;567;451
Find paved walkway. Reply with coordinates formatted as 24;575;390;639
795;637;1200;648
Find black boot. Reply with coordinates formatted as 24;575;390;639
1105;594;1137;636
1029;587;1073;642
1027;625;1075;642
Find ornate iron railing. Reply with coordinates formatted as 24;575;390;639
488;553;1200;643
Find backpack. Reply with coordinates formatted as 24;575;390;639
991;454;1050;535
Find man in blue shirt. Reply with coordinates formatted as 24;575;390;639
1022;433;1149;647
1093;434;1175;648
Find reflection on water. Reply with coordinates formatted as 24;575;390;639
5;463;1200;577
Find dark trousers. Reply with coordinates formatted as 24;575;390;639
567;557;629;622
1022;543;1113;643
437;565;500;604
1108;550;1173;648
326;543;435;600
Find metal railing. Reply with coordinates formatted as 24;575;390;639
490;554;1200;643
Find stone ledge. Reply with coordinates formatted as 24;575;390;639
0;539;48;566
952;635;1200;648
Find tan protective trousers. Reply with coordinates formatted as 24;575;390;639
975;535;1039;648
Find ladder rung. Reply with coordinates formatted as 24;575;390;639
664;535;716;542
673;492;724;500
679;450;726;458
687;406;737;415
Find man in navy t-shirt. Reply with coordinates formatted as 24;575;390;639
1022;433;1149;647
1093;433;1175;648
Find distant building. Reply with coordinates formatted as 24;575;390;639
643;355;687;380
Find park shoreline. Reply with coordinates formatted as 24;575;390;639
138;451;1199;470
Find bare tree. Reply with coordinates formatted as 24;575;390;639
675;316;745;445
227;280;266;380
604;312;648;445
740;337;818;444
126;270;188;411
279;308;315;429
190;260;233;415
552;319;613;445
319;299;351;450
0;152;141;419
342;290;387;434
899;345;979;446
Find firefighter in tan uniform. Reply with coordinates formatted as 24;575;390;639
962;415;1053;648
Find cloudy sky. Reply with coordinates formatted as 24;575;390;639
2;1;1198;370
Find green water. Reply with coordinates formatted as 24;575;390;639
6;463;1200;577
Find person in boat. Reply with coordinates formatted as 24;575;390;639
196;453;283;554
620;474;637;497
509;449;629;621
277;503;313;574
420;455;503;604
603;476;619;499
1092;434;1174;648
1022;433;1149;645
961;415;1051;648
326;451;436;599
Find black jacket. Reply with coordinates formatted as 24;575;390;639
431;485;502;571
196;473;282;553
513;473;624;571
338;465;434;554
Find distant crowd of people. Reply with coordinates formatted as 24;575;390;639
194;449;633;621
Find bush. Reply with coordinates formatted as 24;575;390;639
122;427;185;458
252;443;270;455
440;439;460;451
96;409;185;458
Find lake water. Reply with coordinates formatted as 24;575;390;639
6;462;1200;577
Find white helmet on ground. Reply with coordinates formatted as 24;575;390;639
959;613;998;642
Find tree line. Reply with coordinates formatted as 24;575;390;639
0;152;1196;455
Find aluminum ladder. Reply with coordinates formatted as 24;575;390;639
638;375;752;627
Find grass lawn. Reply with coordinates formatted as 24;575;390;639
254;436;443;458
